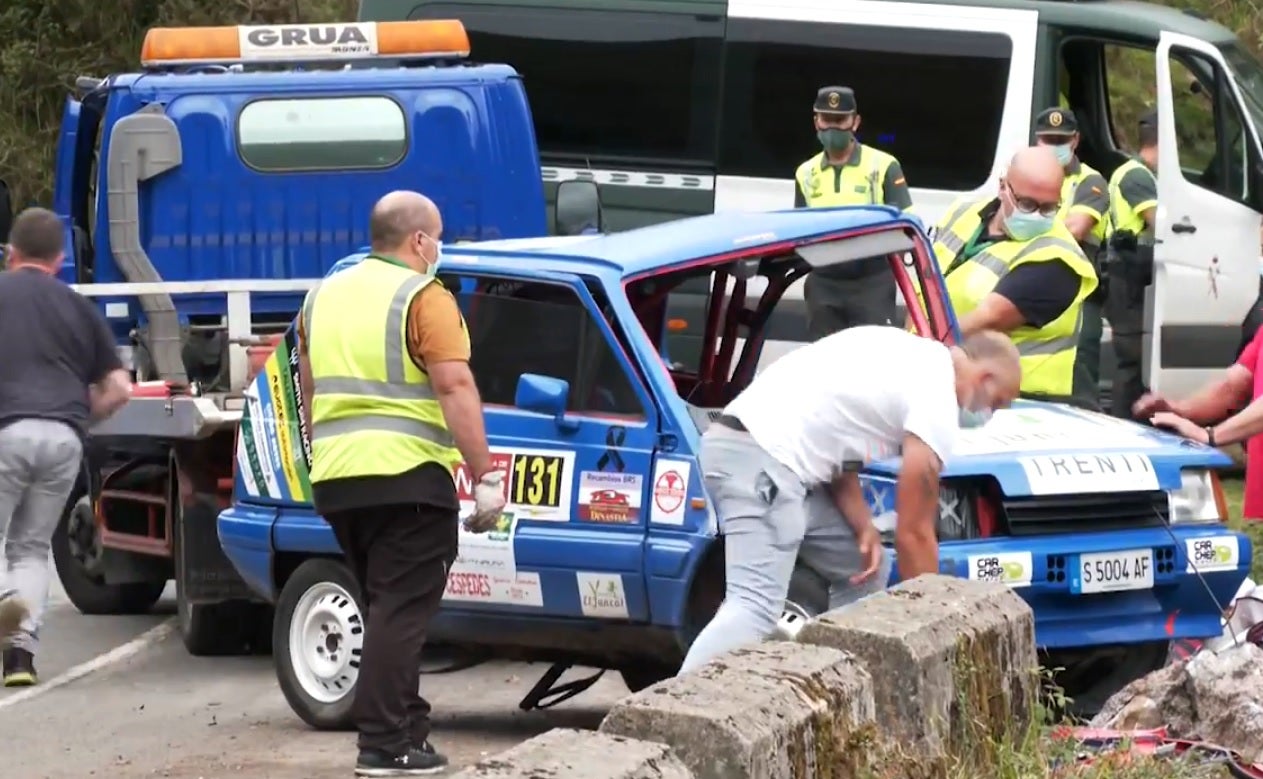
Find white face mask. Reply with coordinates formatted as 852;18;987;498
959;407;994;428
420;231;443;278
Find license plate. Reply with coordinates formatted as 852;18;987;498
1074;549;1155;594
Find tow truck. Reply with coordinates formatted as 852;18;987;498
216;205;1251;727
21;18;597;655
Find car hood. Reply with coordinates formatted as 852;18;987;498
864;400;1231;494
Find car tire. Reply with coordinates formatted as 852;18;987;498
173;492;262;656
1054;640;1169;719
273;558;363;731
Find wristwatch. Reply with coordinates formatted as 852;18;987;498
1205;427;1217;447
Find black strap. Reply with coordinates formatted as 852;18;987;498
716;414;747;432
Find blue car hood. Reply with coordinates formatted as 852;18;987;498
863;400;1232;494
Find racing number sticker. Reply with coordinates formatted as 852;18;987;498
512;453;564;507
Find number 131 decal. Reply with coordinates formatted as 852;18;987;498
505;448;575;522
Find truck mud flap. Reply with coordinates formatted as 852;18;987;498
179;493;255;603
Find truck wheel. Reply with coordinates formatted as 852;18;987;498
53;493;166;616
173;494;262;656
274;558;363;731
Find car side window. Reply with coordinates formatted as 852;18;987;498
452;275;645;419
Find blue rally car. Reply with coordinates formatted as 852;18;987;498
217;205;1252;728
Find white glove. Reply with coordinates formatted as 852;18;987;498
464;470;507;533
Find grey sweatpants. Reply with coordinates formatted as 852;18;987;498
0;420;82;654
679;427;890;675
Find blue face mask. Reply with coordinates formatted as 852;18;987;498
1003;209;1054;241
1051;143;1073;167
959;407;994;429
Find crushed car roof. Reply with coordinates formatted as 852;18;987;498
441;206;923;278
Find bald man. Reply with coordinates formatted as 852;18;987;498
926;146;1099;408
678;327;1020;675
297;191;502;776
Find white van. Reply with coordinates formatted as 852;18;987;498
362;0;1263;402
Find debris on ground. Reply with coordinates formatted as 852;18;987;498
1051;726;1263;778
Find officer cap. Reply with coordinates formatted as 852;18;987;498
1033;107;1079;137
814;86;857;115
1139;109;1159;128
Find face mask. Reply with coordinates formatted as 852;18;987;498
817;128;853;152
959;407;994;429
1051;143;1073;167
1003;209;1054;241
419;232;442;278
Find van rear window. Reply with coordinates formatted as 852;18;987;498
236;96;407;172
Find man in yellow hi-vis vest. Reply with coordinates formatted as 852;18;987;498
927;146;1099;407
297;191;504;776
794;86;913;337
1033;107;1110;409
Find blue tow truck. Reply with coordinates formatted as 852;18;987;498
216;205;1251;727
18;19;599;656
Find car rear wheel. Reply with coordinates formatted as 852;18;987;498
274;558;363;731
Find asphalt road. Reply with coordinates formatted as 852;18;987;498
0;576;628;778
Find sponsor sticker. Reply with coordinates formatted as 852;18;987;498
650;460;690;526
1019;453;1158;494
966;552;1033;588
577;471;642;524
443;570;543;607
453;511;517;574
237;23;379;60
1186;536;1240;573
576;572;629;619
454;447;575;522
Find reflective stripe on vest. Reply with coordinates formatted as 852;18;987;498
1107;158;1156;244
1059;162;1108;249
929;199;1098;397
305;259;462;483
795;146;896;207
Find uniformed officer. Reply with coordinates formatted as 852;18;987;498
1104;111;1159;419
923;146;1099;406
297;191;506;777
794;86;913;338
1033;107;1110;410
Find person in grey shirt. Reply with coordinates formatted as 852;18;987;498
0;207;132;687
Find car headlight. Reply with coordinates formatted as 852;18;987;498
1168;470;1222;524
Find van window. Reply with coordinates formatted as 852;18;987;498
456;277;644;419
237;96;407;171
409;2;722;165
1169;48;1253;205
718;19;1012;191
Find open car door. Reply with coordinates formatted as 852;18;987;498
1150;32;1263;397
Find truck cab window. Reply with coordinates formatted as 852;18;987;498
236;96;407;172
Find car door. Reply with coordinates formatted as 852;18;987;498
1150;33;1263;397
447;269;658;623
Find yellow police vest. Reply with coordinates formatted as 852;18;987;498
929;198;1099;397
795;145;900;208
302;257;463;483
1107;158;1157;243
1059;162;1108;249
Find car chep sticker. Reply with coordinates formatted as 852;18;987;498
1185;536;1240;573
577;471;642;524
650;459;690;526
966;552;1033;588
1018;452;1158;495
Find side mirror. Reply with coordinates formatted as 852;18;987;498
554;180;603;236
515;373;579;431
0;179;12;245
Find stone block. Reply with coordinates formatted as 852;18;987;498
796;573;1037;755
600;641;876;779
448;728;694;779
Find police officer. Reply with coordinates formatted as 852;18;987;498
925;146;1099;406
297;191;506;777
1033;107;1110;410
1105;111;1159;419
795;86;913;338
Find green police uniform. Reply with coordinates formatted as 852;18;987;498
1105;154;1158;419
794;85;913;338
1034;107;1111;409
302;256;464;487
927;197;1098;402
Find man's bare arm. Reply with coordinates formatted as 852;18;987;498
1172;364;1254;424
429;360;493;479
1063;213;1098;243
831;472;875;536
894;434;942;580
90;369;132;421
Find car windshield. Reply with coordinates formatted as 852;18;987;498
1219;43;1263;137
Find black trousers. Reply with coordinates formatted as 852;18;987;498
325;503;458;755
1106;275;1147;420
803;270;898;340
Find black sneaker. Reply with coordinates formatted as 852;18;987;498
2;647;36;687
355;741;448;776
0;589;28;640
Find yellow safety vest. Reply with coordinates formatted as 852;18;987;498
302;257;463;483
1107;158;1158;243
1059;161;1108;250
795;145;901;208
928;198;1098;397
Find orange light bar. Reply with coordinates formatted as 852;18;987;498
140;20;470;67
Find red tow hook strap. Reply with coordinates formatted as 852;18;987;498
1053;726;1263;778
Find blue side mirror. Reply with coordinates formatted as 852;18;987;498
515;373;578;431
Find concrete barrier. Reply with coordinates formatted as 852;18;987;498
599;641;875;779
796;573;1037;756
448;728;694;779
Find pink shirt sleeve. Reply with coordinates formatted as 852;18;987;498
1237;327;1263;372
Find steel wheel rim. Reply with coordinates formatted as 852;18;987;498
287;580;363;704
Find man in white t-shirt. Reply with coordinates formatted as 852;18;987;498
678;327;1021;674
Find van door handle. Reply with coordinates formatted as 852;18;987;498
1172;220;1197;234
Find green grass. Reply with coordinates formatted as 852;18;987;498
1221;476;1263;582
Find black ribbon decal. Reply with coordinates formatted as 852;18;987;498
597;426;627;472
